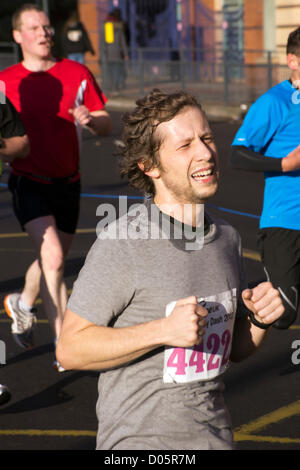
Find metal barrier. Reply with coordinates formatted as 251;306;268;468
100;47;290;105
0;42;290;106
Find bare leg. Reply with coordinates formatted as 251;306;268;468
20;229;74;314
21;259;41;308
24;216;74;340
57;228;74;316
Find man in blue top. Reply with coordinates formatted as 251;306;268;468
230;26;300;329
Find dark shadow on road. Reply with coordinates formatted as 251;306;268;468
0;370;98;415
5;343;53;367
224;343;295;395
279;361;300;376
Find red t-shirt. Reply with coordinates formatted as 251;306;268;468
0;58;107;179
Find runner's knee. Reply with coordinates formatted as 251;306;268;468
40;241;65;273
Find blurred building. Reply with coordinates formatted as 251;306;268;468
76;0;300;80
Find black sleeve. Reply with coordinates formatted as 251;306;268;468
0;93;26;138
229;145;283;173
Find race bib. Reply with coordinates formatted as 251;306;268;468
163;289;237;383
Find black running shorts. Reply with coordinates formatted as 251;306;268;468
8;174;81;234
257;227;300;288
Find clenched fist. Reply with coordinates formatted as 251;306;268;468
282;144;300;172
69;105;92;127
163;296;208;348
242;281;284;326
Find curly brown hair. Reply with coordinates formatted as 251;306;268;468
119;88;202;195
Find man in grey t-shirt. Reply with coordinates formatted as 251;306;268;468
57;89;285;450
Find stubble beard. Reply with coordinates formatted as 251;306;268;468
163;176;219;205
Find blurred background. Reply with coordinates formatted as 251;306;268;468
0;0;296;105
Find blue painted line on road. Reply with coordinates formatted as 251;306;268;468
81;193;143;200
0;183;260;220
206;203;260;220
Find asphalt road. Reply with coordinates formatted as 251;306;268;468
0;109;299;452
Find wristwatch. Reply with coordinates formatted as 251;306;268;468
248;311;272;329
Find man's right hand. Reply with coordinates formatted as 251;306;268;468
162;296;208;348
282;144;300;172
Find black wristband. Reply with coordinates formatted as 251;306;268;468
248;311;271;330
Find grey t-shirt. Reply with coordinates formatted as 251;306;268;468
68;199;247;450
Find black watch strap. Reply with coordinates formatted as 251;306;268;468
248;311;272;330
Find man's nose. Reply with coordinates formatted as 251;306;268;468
194;138;213;160
37;25;51;37
43;26;53;37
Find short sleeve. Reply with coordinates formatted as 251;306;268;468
82;68;107;112
67;236;136;326
232;92;283;153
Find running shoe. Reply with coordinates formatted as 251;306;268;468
4;293;37;349
53;338;65;372
53;359;65;372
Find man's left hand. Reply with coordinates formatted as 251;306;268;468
69;105;92;127
242;281;284;326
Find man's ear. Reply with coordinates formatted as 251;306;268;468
138;161;160;179
12;29;22;45
287;53;299;72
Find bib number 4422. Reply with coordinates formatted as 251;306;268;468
165;329;231;380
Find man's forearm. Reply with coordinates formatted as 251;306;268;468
0;135;30;162
56;313;166;371
230;315;270;362
230;145;300;173
87;110;112;136
57;298;207;371
230;282;283;362
229;146;282;172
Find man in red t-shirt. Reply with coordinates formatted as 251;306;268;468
2;4;111;369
